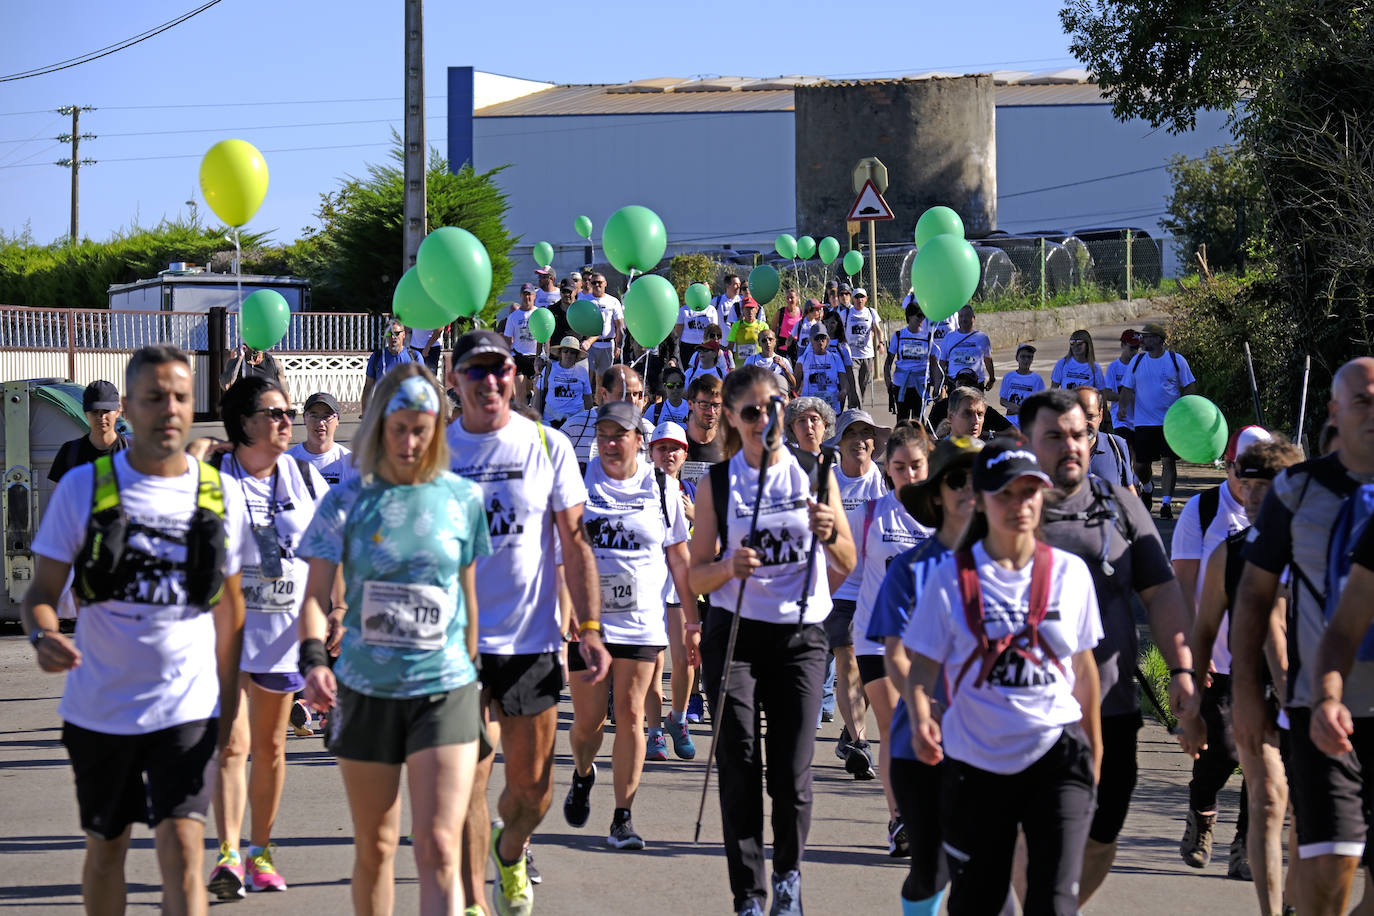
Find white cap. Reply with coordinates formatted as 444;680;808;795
650;421;688;449
852;287;868;298
568;270;582;280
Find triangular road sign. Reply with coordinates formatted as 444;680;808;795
847;179;895;222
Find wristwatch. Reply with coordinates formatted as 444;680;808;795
28;629;47;649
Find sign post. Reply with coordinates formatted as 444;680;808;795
848;158;894;307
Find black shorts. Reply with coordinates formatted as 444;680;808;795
513;353;536;378
1133;425;1176;464
61;718;217;841
568;641;663;670
825;599;857;650
328;681;489;765
1089;711;1142;844
1285;707;1374;861
479;651;564;718
890;755;949;901
856;653;887;686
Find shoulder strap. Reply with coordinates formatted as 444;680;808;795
1198;485;1222;537
293;456;317;501
1131;353;1145;373
955;548;985;645
91;455;120;514
654;467;669;528
536;421;552;462
1026;541;1054;625
710;458;731;555
1171;350;1180;374
1105;434;1130;486
195;459;225;517
862;498;876;557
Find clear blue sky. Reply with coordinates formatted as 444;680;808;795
0;0;1079;247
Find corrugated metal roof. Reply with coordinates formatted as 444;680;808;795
474;78;1108;118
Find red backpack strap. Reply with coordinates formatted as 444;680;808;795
1026;541;1054;625
953;549;990;691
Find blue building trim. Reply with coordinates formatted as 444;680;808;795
447;66;474;171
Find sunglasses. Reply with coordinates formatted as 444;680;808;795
387;331;405;338
940;469;969;490
706;333;722;339
736;403;769;423
462;363;515;381
692;400;722;411
663;381;683;389
252;407;297;422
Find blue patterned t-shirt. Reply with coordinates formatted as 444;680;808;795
299;471;491;698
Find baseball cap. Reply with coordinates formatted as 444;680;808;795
650;421;688;449
568;270;582;281
837;283;852;293
520;282;536;293
972;437;1052;494
1016;344;1036;356
1120;329;1142;346
595;400;641;431
899;436;985;527
853;287;868;298
1140;322;1167;338
534;266;554;278
825;409;891;454
805;297;823;311
303;392;340;415
82;379;120;412
1225;424;1273;462
559;278;576;291
451;329;512;367
825;280;839;291
809;325;829;340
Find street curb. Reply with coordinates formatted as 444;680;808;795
883;296;1172;351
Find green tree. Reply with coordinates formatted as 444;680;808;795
1161;145;1269;273
289;138;516;316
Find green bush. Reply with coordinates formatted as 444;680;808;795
667;253;717;297
1138;645;1177;730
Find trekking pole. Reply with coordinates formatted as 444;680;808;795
1242;341;1264;426
694;396;785;843
1296;354;1312;454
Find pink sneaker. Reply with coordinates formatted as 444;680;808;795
245;844;287;892
207;846;245;900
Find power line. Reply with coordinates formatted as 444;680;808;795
999;164;1171;200
91;114;447;139
0;139;397;170
0;0;226;83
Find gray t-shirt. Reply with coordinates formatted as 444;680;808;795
1245;454;1374;712
1040;477;1175;717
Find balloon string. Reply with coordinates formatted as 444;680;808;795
233;227;243;345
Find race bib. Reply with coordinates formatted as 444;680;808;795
360;581;451;650
680;460;711;484
600;572;637;613
736;343;757;360
243;564;302;613
900;339;928;361
952;350;977;370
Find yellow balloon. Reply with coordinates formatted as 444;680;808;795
199;139;269;226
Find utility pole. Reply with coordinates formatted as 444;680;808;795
402;0;426;274
55;105;96;245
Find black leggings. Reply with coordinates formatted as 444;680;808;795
1190;675;1249;836
701;611;828;911
890;756;950;901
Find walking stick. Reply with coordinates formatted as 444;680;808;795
1242;341;1264;426
694;397;785;843
1296;355;1312;454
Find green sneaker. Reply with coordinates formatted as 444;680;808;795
489;825;533;916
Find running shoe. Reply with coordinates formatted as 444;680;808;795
736;900;765;916
1180;809;1216;868
820;709;834;723
770;869;803;916
888;817;910;858
525;844;541;885
607;811;645;850
245;843;287;892
1227;834;1252;881
463;907;484;916
207;843;245;901
645;729;669;761
834;726;853;761
846;740;876;780
665;711;697;759
489;825;533;916
686;694;705;724
289;699;314;737
563;763;596;828
1160;501;1174;520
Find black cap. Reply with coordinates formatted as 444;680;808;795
452;330;512;367
972;438;1052;494
595;400;642;431
303;392;340;415
837;283;852;293
82;380;120;412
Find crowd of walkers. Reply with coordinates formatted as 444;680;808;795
18;268;1374;916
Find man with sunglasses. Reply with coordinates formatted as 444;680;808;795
586;274;625;398
446;330;609;916
361;319;422;413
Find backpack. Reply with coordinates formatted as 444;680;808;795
1041;473;1136;577
1325;483;1374;660
212;451;318;502
951;540;1065;692
1195;485;1222;540
1130;350;1181;378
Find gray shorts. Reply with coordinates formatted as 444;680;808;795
588;345;614;385
328;681;490;765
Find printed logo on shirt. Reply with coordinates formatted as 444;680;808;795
742;527;803;566
105;518;194;606
585;515;644;551
485;494;525;537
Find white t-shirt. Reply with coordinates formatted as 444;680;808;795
533;288;560;309
446;414;588;654
745;352;794;388
853;491;933;656
582;459;688;645
650;398;691;426
713;294;743;324
712;450;831;624
1171;482;1248;673
999;371;1047;427
590;294;623;349
905;543;1103;774
1051;357;1106;391
677;305;720;345
410;328;438;350
685;360;728;390
1122;350;1196;425
287;441;355;488
32;453;253;735
842;306;882;360
832;462;889;602
796;348;851;412
503;308;539;356
538;363;593;423
889;326;934;389
222;453;327;673
938;329;993;383
1103;358;1134;429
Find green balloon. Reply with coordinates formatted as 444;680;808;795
527;307;555;344
748;265;780;306
240;289;291;350
416;226;492;317
914;206;966;248
623;275;679;348
1164;395;1229;464
775;233;797;259
602;205;667;274
818;236;840;265
574;215;593;239
842;250;864;277
685;282;711;311
532;241;554;268
568;299;604;337
911;235;981;321
796;235;816;260
392;267;458;331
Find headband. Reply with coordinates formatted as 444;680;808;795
1235;465;1277;480
385;374;440;417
